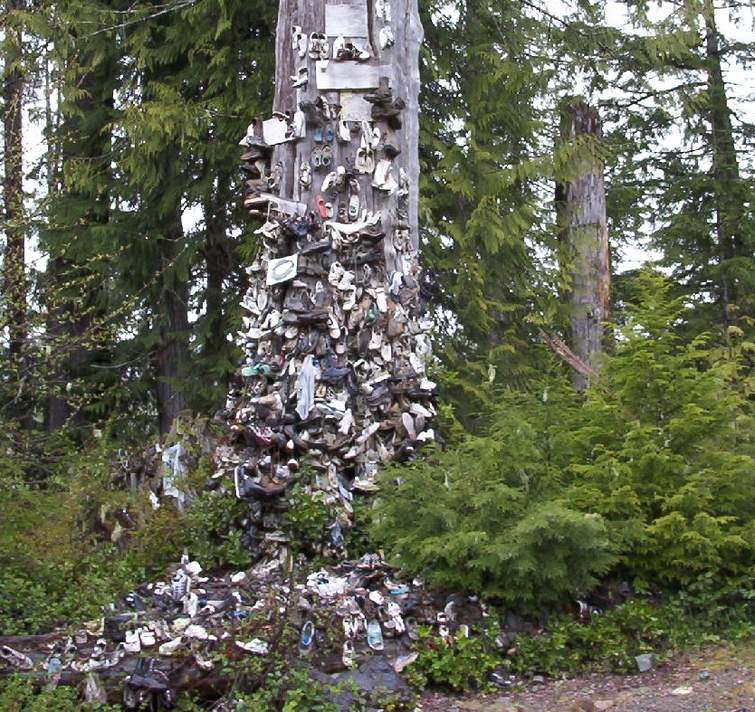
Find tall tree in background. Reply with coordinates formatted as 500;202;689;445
557;99;610;389
419;0;562;424
2;0;27;381
43;0;121;430
701;0;748;334
603;0;754;341
114;0;275;433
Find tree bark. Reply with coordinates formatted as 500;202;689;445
271;0;422;249
557;100;610;390
227;0;429;551
702;0;745;332
202;175;232;366
156;201;191;435
2;0;27;363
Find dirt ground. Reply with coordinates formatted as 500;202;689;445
420;641;755;712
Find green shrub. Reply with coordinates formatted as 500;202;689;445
372;270;755;607
568;270;755;585
0;675;121;711
370;389;617;610
406;626;499;691
282;482;332;555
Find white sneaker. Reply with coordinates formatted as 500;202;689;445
158;637;184;656
337;119;351;142
123;630;141;653
379;26;395;48
321;171;338;193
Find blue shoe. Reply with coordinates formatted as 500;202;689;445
299;620;315;653
366;620;384;651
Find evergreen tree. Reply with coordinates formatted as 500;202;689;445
419;0;567;424
1;0;29;419
599;0;755;342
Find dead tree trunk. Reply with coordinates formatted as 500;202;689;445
269;0;422;248
230;0;431;560
557;100;610;391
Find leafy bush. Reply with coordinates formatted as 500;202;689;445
372;270;755;608
282;482;333;555
406;627;499;691
370;380;617;610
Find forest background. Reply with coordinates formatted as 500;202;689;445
0;0;754;648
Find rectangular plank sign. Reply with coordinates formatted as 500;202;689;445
325;2;369;38
315;60;381;90
340;92;374;121
260;194;308;217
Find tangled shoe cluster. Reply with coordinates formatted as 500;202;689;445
298;553;486;670
224;0;436;564
0;553;488;708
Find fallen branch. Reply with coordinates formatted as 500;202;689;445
538;329;598;379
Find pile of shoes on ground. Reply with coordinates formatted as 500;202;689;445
0;553;487;708
215;5;436;566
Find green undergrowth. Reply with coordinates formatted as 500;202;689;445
0;425;248;635
407;573;755;691
0;676;120;712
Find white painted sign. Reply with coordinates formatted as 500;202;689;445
262;116;293;145
340;92;374;121
316;60;381;90
325;2;369;38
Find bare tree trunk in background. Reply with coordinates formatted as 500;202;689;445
2;0;27;365
156;199;191;435
203;174;233;365
557;100;610;391
703;0;746;334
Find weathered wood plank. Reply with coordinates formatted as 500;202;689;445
325;1;369;37
314;60;382;90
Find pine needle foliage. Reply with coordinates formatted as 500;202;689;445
373;270;755;610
